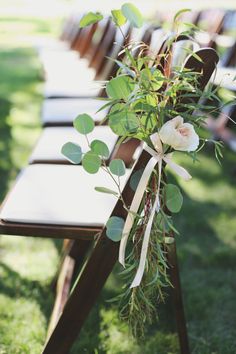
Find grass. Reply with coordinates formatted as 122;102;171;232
0;10;236;354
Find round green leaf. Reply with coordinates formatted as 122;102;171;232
95;187;118;196
74;114;95;135
109;159;126;176
79;12;103;28
106;76;134;100
109;104;139;136
140;68;164;91
129;169;144;191
82;151;101;174
61;142;82;164
121;3;143;28
91;140;109;158
165;184;183;213
106;216;125;242
111;9;127;26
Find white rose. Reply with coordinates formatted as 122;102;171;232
159;116;199;152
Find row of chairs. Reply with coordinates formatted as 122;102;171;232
0;13;219;354
39;9;236;152
157;8;236;150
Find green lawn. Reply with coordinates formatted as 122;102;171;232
0;12;236;354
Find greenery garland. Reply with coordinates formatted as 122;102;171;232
62;4;222;337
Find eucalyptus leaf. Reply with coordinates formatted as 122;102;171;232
95;186;118;196
109;104;139;136
109;159;126;176
165;184;183;213
82;151;101;174
121;3;143;28
61;142;82;164
106;76;134;100
106;216;125;242
74;114;95;135
140;68;164;91
91;140;109;158
79;12;103;28
111;9;127;26
129;169;144;191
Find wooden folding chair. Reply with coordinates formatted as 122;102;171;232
0;48;218;354
41;24;156;126
195;9;226;49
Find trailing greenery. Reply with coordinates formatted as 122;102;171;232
62;4;223;337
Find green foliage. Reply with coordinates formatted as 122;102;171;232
173;8;191;22
74;114;94;135
129;169;144;191
109;159;126;176
111;9;127;26
106;75;134;100
91;139;109;158
140;68;164;91
79;12;103;28
106;216;125;241
109;104;139;136
61;142;82;164
165;184;183;213
82;151;101;174
95;186;118;196
121;3;144;28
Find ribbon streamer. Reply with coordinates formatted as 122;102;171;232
119;133;192;288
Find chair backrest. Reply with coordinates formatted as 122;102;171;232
71;22;97;54
95;23;131;80
89;19;116;72
197;9;225;35
88;18;113;68
61;13;82;43
220;40;236;67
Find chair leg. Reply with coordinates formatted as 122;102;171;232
42;236;119;354
47;240;93;337
167;242;190;354
50;240;73;292
51;239;92;291
47;255;75;337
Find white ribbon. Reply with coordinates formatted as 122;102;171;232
119;133;192;288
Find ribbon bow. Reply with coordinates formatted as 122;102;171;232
119;133;192;288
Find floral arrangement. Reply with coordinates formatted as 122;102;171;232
62;4;221;336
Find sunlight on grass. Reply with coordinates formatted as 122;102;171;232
0;13;62;354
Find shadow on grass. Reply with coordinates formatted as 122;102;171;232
0;97;13;201
0;261;54;321
69;187;236;354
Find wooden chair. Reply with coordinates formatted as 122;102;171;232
35;29;179;167
29;126;118;164
41;17;113;99
0;48;218;354
41;24;156;126
206;32;236;150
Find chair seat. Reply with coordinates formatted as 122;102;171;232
42;98;108;126
0;164;130;228
41;50;95;82
42;52;98;98
44;80;100;98
29;126;117;163
35;37;71;53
